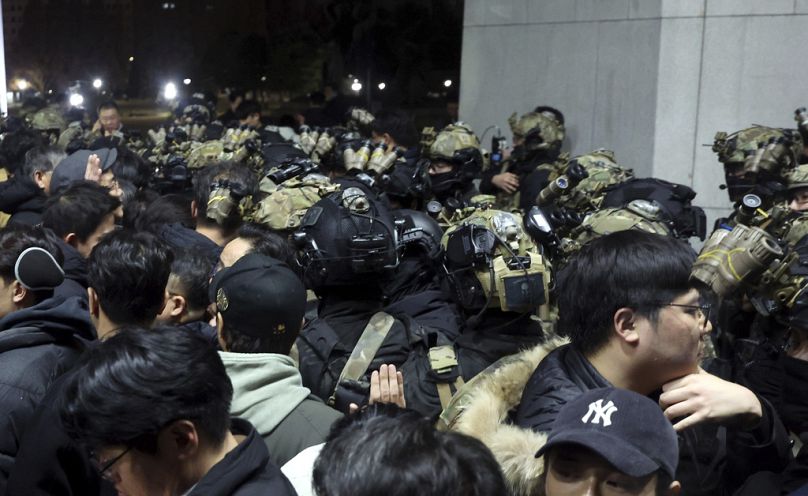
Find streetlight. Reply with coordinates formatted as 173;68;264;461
93;78;103;89
69;93;84;107
351;78;362;92
377;82;386;90
443;79;453;88
16;79;29;91
183;78;192;85
128;56;134;62
163;82;178;100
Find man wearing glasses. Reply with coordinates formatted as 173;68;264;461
514;231;792;496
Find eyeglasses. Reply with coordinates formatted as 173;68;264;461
649;301;712;324
92;446;132;480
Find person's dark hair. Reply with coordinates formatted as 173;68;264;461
557;231;696;355
534;105;565;125
87;230;173;326
313;405;507;496
278;114;296;128
42;181;121;242
170;248;211;313
120;186;159;230
192;161;256;231
134;193;195;232
370;109;418;149
21;145;65;182
60;325;233;453
0;127;44;174
111;147;151;189
0;224;64;303
236;222;296;268
96;100;119;115
235;100;261;122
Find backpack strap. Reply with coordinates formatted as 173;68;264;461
328;312;396;405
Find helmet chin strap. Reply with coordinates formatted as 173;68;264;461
465;262;495;330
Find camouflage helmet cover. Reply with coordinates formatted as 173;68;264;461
713;126;802;174
786;164;808;190
557;149;634;211
30;106;66;132
428;123;481;162
508;111;565;150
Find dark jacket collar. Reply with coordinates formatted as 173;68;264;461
0;295;95;349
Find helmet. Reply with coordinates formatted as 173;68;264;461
567;200;672;250
187;140;225;170
252;174;340;232
380;161;430;207
786;164;808;190
295;188;399;291
441;208;550;313
508;111;565;153
29;106;66;133
713;126;802;202
427;123;483;197
397;209;443;260
261;142;310;174
555;149;634;212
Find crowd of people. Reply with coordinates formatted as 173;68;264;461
0;89;808;496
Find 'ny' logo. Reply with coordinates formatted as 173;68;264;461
581;399;618;426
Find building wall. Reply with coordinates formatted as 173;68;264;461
460;0;808;227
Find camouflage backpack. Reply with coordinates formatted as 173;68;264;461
187;141;225;170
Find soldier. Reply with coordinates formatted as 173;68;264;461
480;110;565;211
424;123;484;207
294;188;447;416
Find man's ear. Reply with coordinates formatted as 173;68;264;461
168;293;187;318
216;313;228;351
190;200;198;220
666;480;682;495
64;232;79;249
11;280;28;304
613;307;640;345
87;287;100;318
33;170;47;190
160;420;199;461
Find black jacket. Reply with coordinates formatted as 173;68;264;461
189;418;296;496
6;367;113;496
297;295;440;413
53;240;90;303
514;344;793;496
0;296;94;492
7;194;47;226
0;177;41;216
155;222;223;268
455;310;545;380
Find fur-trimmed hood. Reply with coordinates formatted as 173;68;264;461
438;337;567;496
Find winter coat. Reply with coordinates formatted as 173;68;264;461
0;296;94;492
53;240;90;303
515;344;793;496
188;418;297;496
220;351;342;466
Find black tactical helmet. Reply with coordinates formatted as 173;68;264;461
295;188;399;291
262;142;309;173
396;209;443;260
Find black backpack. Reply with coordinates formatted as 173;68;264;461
601;177;707;240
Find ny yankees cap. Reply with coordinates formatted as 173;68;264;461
535;387;679;479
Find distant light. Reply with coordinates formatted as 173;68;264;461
164;82;178;100
92;78;103;89
128;56;134;62
377;82;386;90
261;76;267;82
348;74;354;79
69;93;84;107
48;89;53;94
351;80;362;92
6;92;13;103
16;79;29;91
443;79;453;88
183;78;191;85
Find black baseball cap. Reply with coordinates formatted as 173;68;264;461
50;148;118;195
536;387;679;480
210;253;306;338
